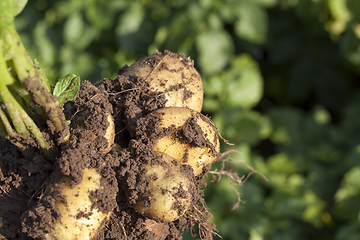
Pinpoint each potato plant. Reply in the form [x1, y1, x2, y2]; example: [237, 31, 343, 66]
[0, 2, 236, 240]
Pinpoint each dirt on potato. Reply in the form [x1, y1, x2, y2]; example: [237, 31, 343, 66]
[0, 51, 216, 240]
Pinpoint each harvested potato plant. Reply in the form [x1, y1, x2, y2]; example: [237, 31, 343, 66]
[1, 41, 224, 239]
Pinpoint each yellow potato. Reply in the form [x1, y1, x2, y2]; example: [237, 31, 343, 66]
[44, 168, 110, 240]
[147, 107, 220, 176]
[123, 50, 204, 112]
[102, 113, 115, 154]
[135, 152, 192, 222]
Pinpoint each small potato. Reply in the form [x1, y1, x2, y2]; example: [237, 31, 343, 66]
[146, 107, 220, 176]
[44, 168, 111, 240]
[135, 152, 192, 222]
[102, 113, 115, 154]
[123, 50, 204, 112]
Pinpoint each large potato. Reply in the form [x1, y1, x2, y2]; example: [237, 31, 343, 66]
[145, 107, 220, 176]
[44, 168, 110, 240]
[122, 50, 203, 112]
[135, 152, 192, 222]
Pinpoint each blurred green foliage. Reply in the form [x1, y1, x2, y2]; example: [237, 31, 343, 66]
[17, 0, 360, 239]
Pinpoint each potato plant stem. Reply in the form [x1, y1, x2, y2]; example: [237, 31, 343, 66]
[3, 23, 70, 143]
[0, 39, 49, 152]
[4, 23, 50, 91]
[0, 51, 28, 136]
[0, 81, 49, 150]
[0, 106, 14, 137]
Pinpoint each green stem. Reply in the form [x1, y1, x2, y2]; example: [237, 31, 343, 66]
[9, 80, 46, 118]
[8, 82, 35, 117]
[0, 42, 49, 151]
[0, 106, 35, 159]
[4, 22, 69, 143]
[0, 41, 29, 135]
[4, 23, 50, 91]
[0, 106, 13, 136]
[0, 70, 28, 136]
[0, 80, 48, 151]
[19, 105, 48, 151]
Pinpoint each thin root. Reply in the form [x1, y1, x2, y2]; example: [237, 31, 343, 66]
[209, 150, 268, 210]
[0, 185, 11, 197]
[202, 114, 234, 146]
[110, 214, 128, 240]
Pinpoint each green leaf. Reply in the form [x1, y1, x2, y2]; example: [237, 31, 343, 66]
[235, 4, 268, 44]
[335, 166, 360, 203]
[116, 3, 146, 54]
[340, 27, 360, 65]
[53, 74, 80, 104]
[268, 107, 304, 144]
[267, 153, 297, 174]
[252, 0, 278, 7]
[335, 223, 360, 240]
[13, 0, 28, 16]
[196, 30, 234, 75]
[224, 54, 263, 108]
[64, 14, 97, 50]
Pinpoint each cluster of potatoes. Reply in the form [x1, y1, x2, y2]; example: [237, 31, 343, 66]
[43, 50, 220, 239]
[121, 50, 220, 222]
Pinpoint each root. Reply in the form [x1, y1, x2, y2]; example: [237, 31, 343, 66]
[109, 214, 128, 240]
[187, 197, 220, 240]
[209, 150, 268, 210]
[202, 114, 234, 146]
[0, 185, 11, 197]
[184, 149, 268, 240]
[108, 87, 140, 96]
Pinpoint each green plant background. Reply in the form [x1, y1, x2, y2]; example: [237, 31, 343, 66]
[17, 0, 360, 239]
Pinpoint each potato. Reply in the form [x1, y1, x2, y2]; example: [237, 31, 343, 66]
[44, 168, 110, 240]
[122, 50, 204, 112]
[135, 152, 192, 222]
[146, 107, 220, 176]
[144, 219, 165, 240]
[42, 85, 116, 239]
[102, 113, 115, 154]
[69, 80, 115, 155]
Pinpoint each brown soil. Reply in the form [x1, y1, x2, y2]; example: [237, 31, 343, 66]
[0, 52, 216, 240]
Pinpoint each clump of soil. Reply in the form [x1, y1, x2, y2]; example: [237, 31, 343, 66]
[0, 52, 217, 240]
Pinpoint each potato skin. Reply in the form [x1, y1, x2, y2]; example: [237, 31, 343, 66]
[44, 168, 110, 240]
[123, 50, 204, 113]
[146, 107, 220, 176]
[102, 113, 115, 154]
[135, 152, 192, 222]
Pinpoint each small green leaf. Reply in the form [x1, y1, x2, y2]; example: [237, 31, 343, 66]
[53, 74, 80, 104]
